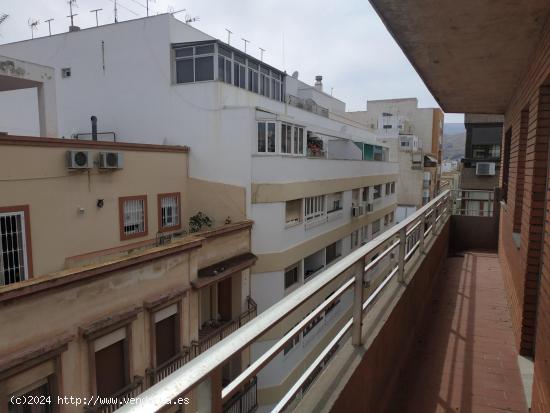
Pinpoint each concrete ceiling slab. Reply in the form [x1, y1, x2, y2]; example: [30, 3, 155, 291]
[369, 0, 550, 114]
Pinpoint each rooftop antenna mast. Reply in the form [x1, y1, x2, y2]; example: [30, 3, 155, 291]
[225, 28, 233, 45]
[67, 0, 78, 29]
[0, 13, 9, 26]
[90, 9, 102, 26]
[114, 0, 118, 23]
[259, 47, 266, 62]
[44, 18, 54, 35]
[28, 18, 40, 39]
[241, 38, 250, 54]
[170, 8, 186, 16]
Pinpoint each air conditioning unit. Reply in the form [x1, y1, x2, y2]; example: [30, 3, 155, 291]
[99, 151, 124, 169]
[352, 206, 360, 217]
[476, 162, 496, 176]
[365, 203, 374, 213]
[67, 150, 91, 169]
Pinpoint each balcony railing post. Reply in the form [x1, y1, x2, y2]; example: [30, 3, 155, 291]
[419, 214, 426, 255]
[352, 257, 366, 346]
[398, 228, 406, 283]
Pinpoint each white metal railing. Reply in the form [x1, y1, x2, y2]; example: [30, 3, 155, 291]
[117, 190, 452, 413]
[451, 189, 496, 217]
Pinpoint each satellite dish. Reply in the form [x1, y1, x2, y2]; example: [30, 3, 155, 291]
[292, 71, 299, 79]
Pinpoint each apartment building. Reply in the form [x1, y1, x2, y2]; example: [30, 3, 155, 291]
[0, 14, 398, 411]
[347, 98, 444, 219]
[0, 132, 260, 412]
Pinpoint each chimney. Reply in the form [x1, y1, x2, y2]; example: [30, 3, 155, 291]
[91, 115, 98, 141]
[314, 75, 323, 92]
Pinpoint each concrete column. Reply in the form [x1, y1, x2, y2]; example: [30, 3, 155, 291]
[37, 83, 58, 137]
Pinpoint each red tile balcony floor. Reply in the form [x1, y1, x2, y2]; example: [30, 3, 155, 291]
[390, 252, 528, 413]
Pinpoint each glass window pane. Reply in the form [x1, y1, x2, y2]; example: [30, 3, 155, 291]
[176, 59, 194, 83]
[225, 60, 232, 84]
[257, 122, 266, 152]
[218, 45, 232, 58]
[252, 72, 259, 93]
[248, 69, 253, 91]
[175, 47, 193, 58]
[195, 56, 214, 81]
[234, 63, 240, 87]
[195, 44, 215, 55]
[281, 124, 287, 153]
[267, 123, 276, 152]
[260, 74, 265, 95]
[218, 56, 225, 82]
[240, 66, 246, 88]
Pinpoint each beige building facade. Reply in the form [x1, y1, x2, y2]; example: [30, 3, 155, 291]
[0, 135, 257, 412]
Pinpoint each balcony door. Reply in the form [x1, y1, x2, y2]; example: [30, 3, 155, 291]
[94, 330, 129, 397]
[154, 305, 179, 366]
[217, 277, 232, 322]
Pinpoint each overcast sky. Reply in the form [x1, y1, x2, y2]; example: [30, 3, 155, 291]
[0, 0, 464, 123]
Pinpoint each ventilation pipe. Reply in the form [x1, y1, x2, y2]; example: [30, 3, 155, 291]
[91, 115, 98, 141]
[314, 75, 323, 92]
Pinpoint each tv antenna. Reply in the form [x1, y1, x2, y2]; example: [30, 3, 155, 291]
[114, 0, 118, 22]
[259, 47, 266, 62]
[184, 14, 199, 24]
[28, 18, 40, 39]
[90, 9, 102, 26]
[241, 38, 250, 54]
[67, 0, 78, 28]
[0, 13, 9, 26]
[225, 28, 233, 45]
[44, 18, 54, 35]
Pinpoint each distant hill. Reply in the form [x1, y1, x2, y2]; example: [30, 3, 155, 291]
[442, 123, 466, 160]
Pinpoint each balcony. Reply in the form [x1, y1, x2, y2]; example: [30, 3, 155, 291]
[84, 376, 144, 413]
[117, 189, 528, 413]
[192, 297, 257, 356]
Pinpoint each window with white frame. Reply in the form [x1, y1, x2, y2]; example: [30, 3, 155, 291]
[257, 122, 276, 153]
[217, 45, 233, 84]
[174, 44, 215, 83]
[260, 67, 270, 97]
[0, 209, 29, 285]
[159, 193, 181, 231]
[120, 196, 147, 239]
[233, 53, 247, 89]
[304, 195, 325, 222]
[281, 123, 304, 155]
[247, 61, 259, 93]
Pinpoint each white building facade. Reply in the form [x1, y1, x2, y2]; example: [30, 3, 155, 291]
[0, 14, 398, 410]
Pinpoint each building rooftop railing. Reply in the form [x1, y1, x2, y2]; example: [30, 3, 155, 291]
[116, 190, 453, 413]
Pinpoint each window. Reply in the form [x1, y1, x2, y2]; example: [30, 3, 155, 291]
[362, 187, 370, 202]
[386, 183, 391, 195]
[248, 61, 259, 93]
[326, 241, 341, 264]
[154, 304, 180, 366]
[260, 67, 270, 97]
[285, 199, 302, 225]
[373, 185, 382, 200]
[94, 329, 130, 397]
[0, 206, 31, 286]
[281, 123, 304, 155]
[372, 219, 381, 235]
[174, 44, 215, 83]
[8, 379, 54, 413]
[257, 122, 276, 153]
[304, 195, 325, 222]
[217, 45, 232, 84]
[119, 196, 147, 240]
[383, 124, 392, 129]
[284, 263, 300, 289]
[327, 192, 343, 213]
[61, 67, 71, 78]
[158, 193, 181, 232]
[391, 182, 396, 194]
[233, 53, 247, 89]
[351, 230, 360, 249]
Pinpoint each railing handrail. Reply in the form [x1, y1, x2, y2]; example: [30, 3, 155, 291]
[117, 190, 452, 413]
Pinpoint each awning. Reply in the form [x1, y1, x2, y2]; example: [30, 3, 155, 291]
[192, 252, 257, 289]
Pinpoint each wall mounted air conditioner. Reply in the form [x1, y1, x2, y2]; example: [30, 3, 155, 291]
[67, 150, 91, 169]
[352, 206, 360, 217]
[99, 152, 124, 169]
[476, 162, 496, 176]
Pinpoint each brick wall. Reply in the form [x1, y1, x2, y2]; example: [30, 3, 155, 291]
[499, 18, 550, 413]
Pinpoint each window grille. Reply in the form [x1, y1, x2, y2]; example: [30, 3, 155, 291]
[123, 198, 146, 236]
[161, 195, 180, 229]
[0, 211, 28, 285]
